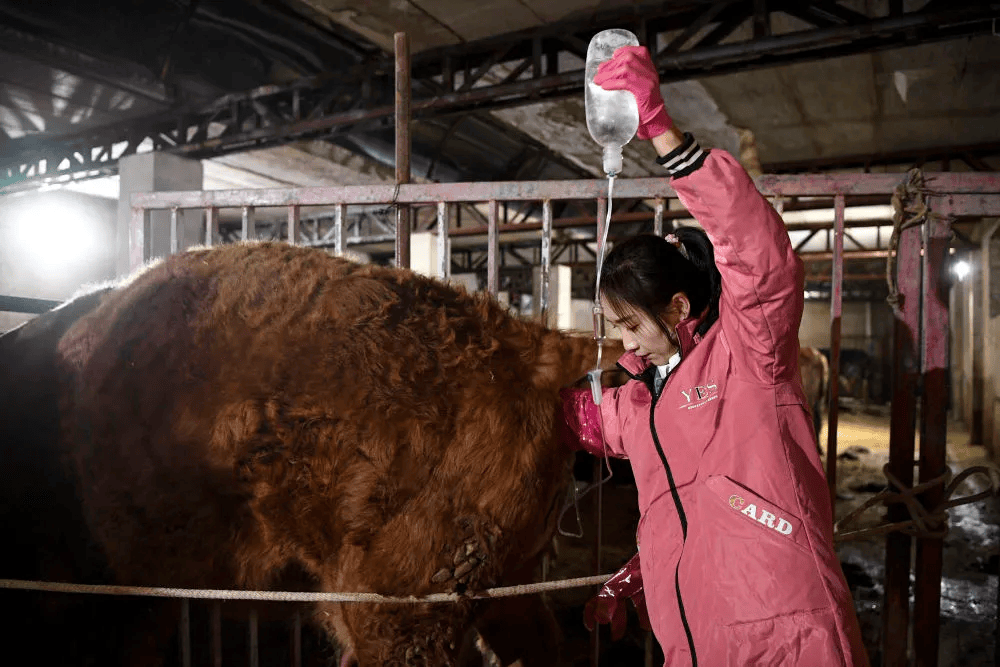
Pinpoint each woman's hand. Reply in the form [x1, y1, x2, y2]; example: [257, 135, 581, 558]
[594, 46, 672, 141]
[558, 387, 605, 455]
[584, 552, 651, 640]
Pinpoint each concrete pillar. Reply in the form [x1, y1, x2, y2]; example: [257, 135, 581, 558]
[532, 264, 571, 330]
[410, 231, 437, 279]
[116, 153, 204, 276]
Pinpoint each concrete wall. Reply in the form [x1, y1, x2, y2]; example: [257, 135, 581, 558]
[799, 299, 893, 403]
[0, 190, 117, 332]
[799, 300, 889, 352]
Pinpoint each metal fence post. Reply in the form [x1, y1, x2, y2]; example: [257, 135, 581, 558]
[826, 194, 845, 506]
[394, 32, 411, 269]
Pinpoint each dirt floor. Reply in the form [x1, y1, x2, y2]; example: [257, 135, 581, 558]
[824, 401, 999, 667]
[546, 401, 1000, 666]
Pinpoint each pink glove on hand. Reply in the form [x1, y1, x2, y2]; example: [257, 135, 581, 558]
[593, 45, 672, 141]
[583, 553, 652, 641]
[558, 387, 605, 456]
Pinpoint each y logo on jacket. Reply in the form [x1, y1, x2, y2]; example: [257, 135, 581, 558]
[678, 381, 718, 410]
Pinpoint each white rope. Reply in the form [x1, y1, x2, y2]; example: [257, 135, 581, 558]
[0, 573, 613, 604]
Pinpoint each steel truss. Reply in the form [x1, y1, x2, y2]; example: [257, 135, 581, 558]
[3, 0, 997, 191]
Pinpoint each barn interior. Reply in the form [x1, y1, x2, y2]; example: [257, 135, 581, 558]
[1, 1, 999, 666]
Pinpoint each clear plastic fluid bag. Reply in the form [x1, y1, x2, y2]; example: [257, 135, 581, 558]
[585, 29, 640, 176]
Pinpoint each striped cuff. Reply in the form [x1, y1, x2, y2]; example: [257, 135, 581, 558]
[655, 132, 708, 177]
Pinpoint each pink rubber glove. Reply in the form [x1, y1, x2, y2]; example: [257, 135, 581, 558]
[584, 553, 651, 641]
[558, 387, 605, 457]
[593, 45, 672, 141]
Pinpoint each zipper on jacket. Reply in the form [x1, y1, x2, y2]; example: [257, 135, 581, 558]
[649, 380, 699, 667]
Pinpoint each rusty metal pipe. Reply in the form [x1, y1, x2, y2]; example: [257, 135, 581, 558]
[180, 598, 191, 667]
[913, 200, 952, 667]
[287, 204, 300, 245]
[170, 207, 180, 254]
[540, 200, 552, 324]
[826, 195, 845, 507]
[883, 220, 923, 666]
[292, 609, 302, 667]
[395, 32, 411, 269]
[653, 197, 665, 237]
[211, 601, 222, 667]
[487, 200, 499, 294]
[130, 206, 148, 271]
[249, 608, 259, 667]
[437, 202, 449, 280]
[801, 250, 888, 262]
[130, 175, 1000, 210]
[205, 206, 219, 246]
[333, 203, 345, 255]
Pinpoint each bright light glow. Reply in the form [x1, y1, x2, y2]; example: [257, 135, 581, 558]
[953, 260, 971, 281]
[7, 199, 107, 278]
[64, 175, 120, 200]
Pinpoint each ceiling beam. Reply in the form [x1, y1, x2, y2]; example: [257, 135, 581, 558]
[763, 140, 1000, 173]
[0, 24, 171, 105]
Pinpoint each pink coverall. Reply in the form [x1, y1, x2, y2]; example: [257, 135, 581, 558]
[563, 149, 870, 666]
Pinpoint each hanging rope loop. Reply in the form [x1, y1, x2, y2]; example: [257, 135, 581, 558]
[886, 168, 955, 314]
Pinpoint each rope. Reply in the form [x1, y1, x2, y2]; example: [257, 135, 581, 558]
[0, 573, 613, 604]
[834, 462, 1000, 542]
[885, 168, 954, 314]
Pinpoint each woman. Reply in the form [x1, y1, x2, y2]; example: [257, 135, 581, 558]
[560, 45, 869, 666]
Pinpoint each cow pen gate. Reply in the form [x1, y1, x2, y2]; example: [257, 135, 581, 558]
[0, 165, 997, 665]
[108, 168, 1000, 666]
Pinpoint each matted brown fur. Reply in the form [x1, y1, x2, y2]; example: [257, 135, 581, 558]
[55, 241, 608, 666]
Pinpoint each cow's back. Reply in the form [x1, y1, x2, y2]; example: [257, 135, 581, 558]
[55, 242, 598, 665]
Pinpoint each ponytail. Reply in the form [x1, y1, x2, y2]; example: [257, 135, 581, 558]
[673, 227, 721, 337]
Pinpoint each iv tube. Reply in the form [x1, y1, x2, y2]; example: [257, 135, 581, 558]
[587, 174, 616, 404]
[558, 175, 617, 537]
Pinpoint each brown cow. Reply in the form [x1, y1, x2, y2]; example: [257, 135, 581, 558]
[39, 242, 608, 666]
[798, 345, 830, 449]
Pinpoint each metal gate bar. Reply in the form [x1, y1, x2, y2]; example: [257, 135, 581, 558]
[826, 194, 845, 506]
[914, 199, 953, 667]
[884, 216, 922, 667]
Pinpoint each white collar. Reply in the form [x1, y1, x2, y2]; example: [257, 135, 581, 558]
[657, 352, 682, 377]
